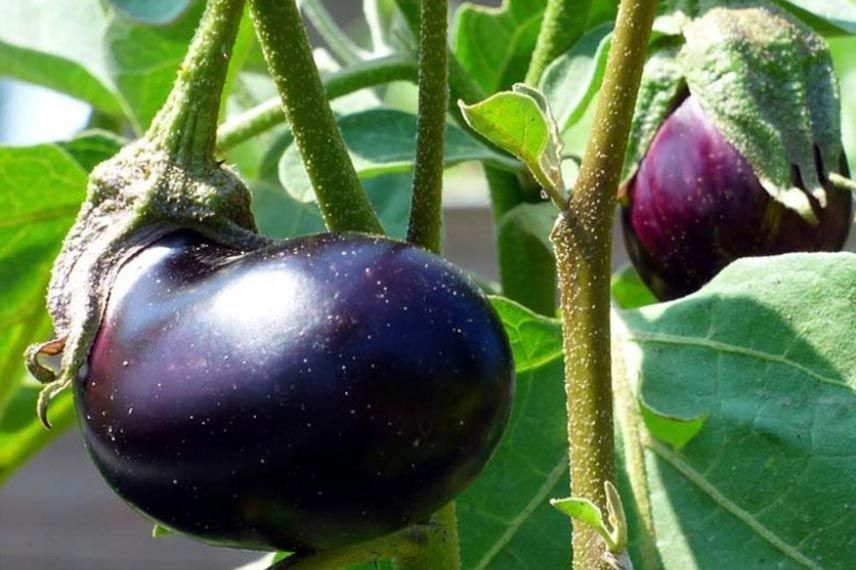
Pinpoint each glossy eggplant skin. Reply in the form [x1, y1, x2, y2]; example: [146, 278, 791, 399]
[78, 231, 514, 552]
[622, 96, 852, 301]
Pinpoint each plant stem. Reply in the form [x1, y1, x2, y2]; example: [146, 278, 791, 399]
[249, 0, 383, 234]
[550, 0, 656, 567]
[406, 0, 449, 254]
[268, 525, 427, 570]
[393, 0, 556, 314]
[524, 0, 593, 86]
[147, 0, 247, 163]
[394, 503, 461, 570]
[217, 55, 417, 150]
[302, 0, 367, 65]
[612, 316, 660, 570]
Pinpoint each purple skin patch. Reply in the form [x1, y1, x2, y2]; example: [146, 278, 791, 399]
[622, 95, 852, 301]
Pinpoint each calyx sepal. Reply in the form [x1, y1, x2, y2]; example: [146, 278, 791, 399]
[25, 0, 268, 427]
[28, 141, 270, 427]
[623, 1, 851, 222]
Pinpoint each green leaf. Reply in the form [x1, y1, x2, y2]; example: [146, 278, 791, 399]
[496, 203, 557, 317]
[0, 0, 122, 115]
[458, 297, 569, 570]
[0, 140, 97, 482]
[459, 86, 564, 197]
[610, 264, 657, 310]
[104, 1, 205, 131]
[539, 24, 612, 131]
[774, 0, 856, 34]
[108, 0, 194, 25]
[488, 296, 562, 373]
[617, 253, 856, 569]
[57, 130, 127, 173]
[278, 109, 516, 203]
[638, 401, 706, 451]
[453, 0, 546, 93]
[551, 496, 606, 531]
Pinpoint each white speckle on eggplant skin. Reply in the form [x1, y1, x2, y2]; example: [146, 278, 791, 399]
[78, 231, 515, 553]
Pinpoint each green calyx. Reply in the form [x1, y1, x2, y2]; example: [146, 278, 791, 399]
[621, 45, 686, 187]
[26, 0, 267, 427]
[623, 0, 849, 222]
[681, 2, 843, 221]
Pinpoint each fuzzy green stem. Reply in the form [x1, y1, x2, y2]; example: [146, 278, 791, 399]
[394, 503, 461, 570]
[147, 0, 247, 162]
[249, 0, 383, 234]
[406, 0, 449, 254]
[550, 0, 657, 567]
[524, 0, 593, 86]
[302, 0, 367, 65]
[268, 525, 428, 570]
[217, 55, 417, 150]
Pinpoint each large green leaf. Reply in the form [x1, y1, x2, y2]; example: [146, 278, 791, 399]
[0, 135, 121, 482]
[457, 297, 569, 570]
[496, 204, 557, 318]
[616, 253, 856, 569]
[0, 0, 121, 115]
[278, 109, 516, 204]
[453, 0, 546, 94]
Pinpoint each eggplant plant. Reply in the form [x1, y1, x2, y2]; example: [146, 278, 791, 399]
[1, 0, 855, 569]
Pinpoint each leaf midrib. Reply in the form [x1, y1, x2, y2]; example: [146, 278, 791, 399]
[647, 437, 824, 570]
[626, 331, 850, 390]
[471, 457, 567, 570]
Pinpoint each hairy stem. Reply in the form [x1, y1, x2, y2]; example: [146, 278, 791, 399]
[217, 55, 418, 150]
[550, 0, 657, 567]
[147, 0, 246, 162]
[394, 503, 461, 570]
[394, 0, 555, 314]
[249, 0, 383, 234]
[406, 0, 449, 254]
[524, 0, 593, 86]
[268, 525, 427, 570]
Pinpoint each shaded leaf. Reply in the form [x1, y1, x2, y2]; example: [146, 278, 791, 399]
[496, 203, 557, 317]
[108, 0, 194, 25]
[638, 402, 706, 451]
[610, 264, 657, 310]
[278, 109, 516, 203]
[453, 0, 546, 93]
[539, 24, 612, 131]
[458, 298, 569, 569]
[617, 253, 856, 569]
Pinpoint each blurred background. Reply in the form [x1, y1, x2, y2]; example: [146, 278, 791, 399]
[1, 1, 854, 569]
